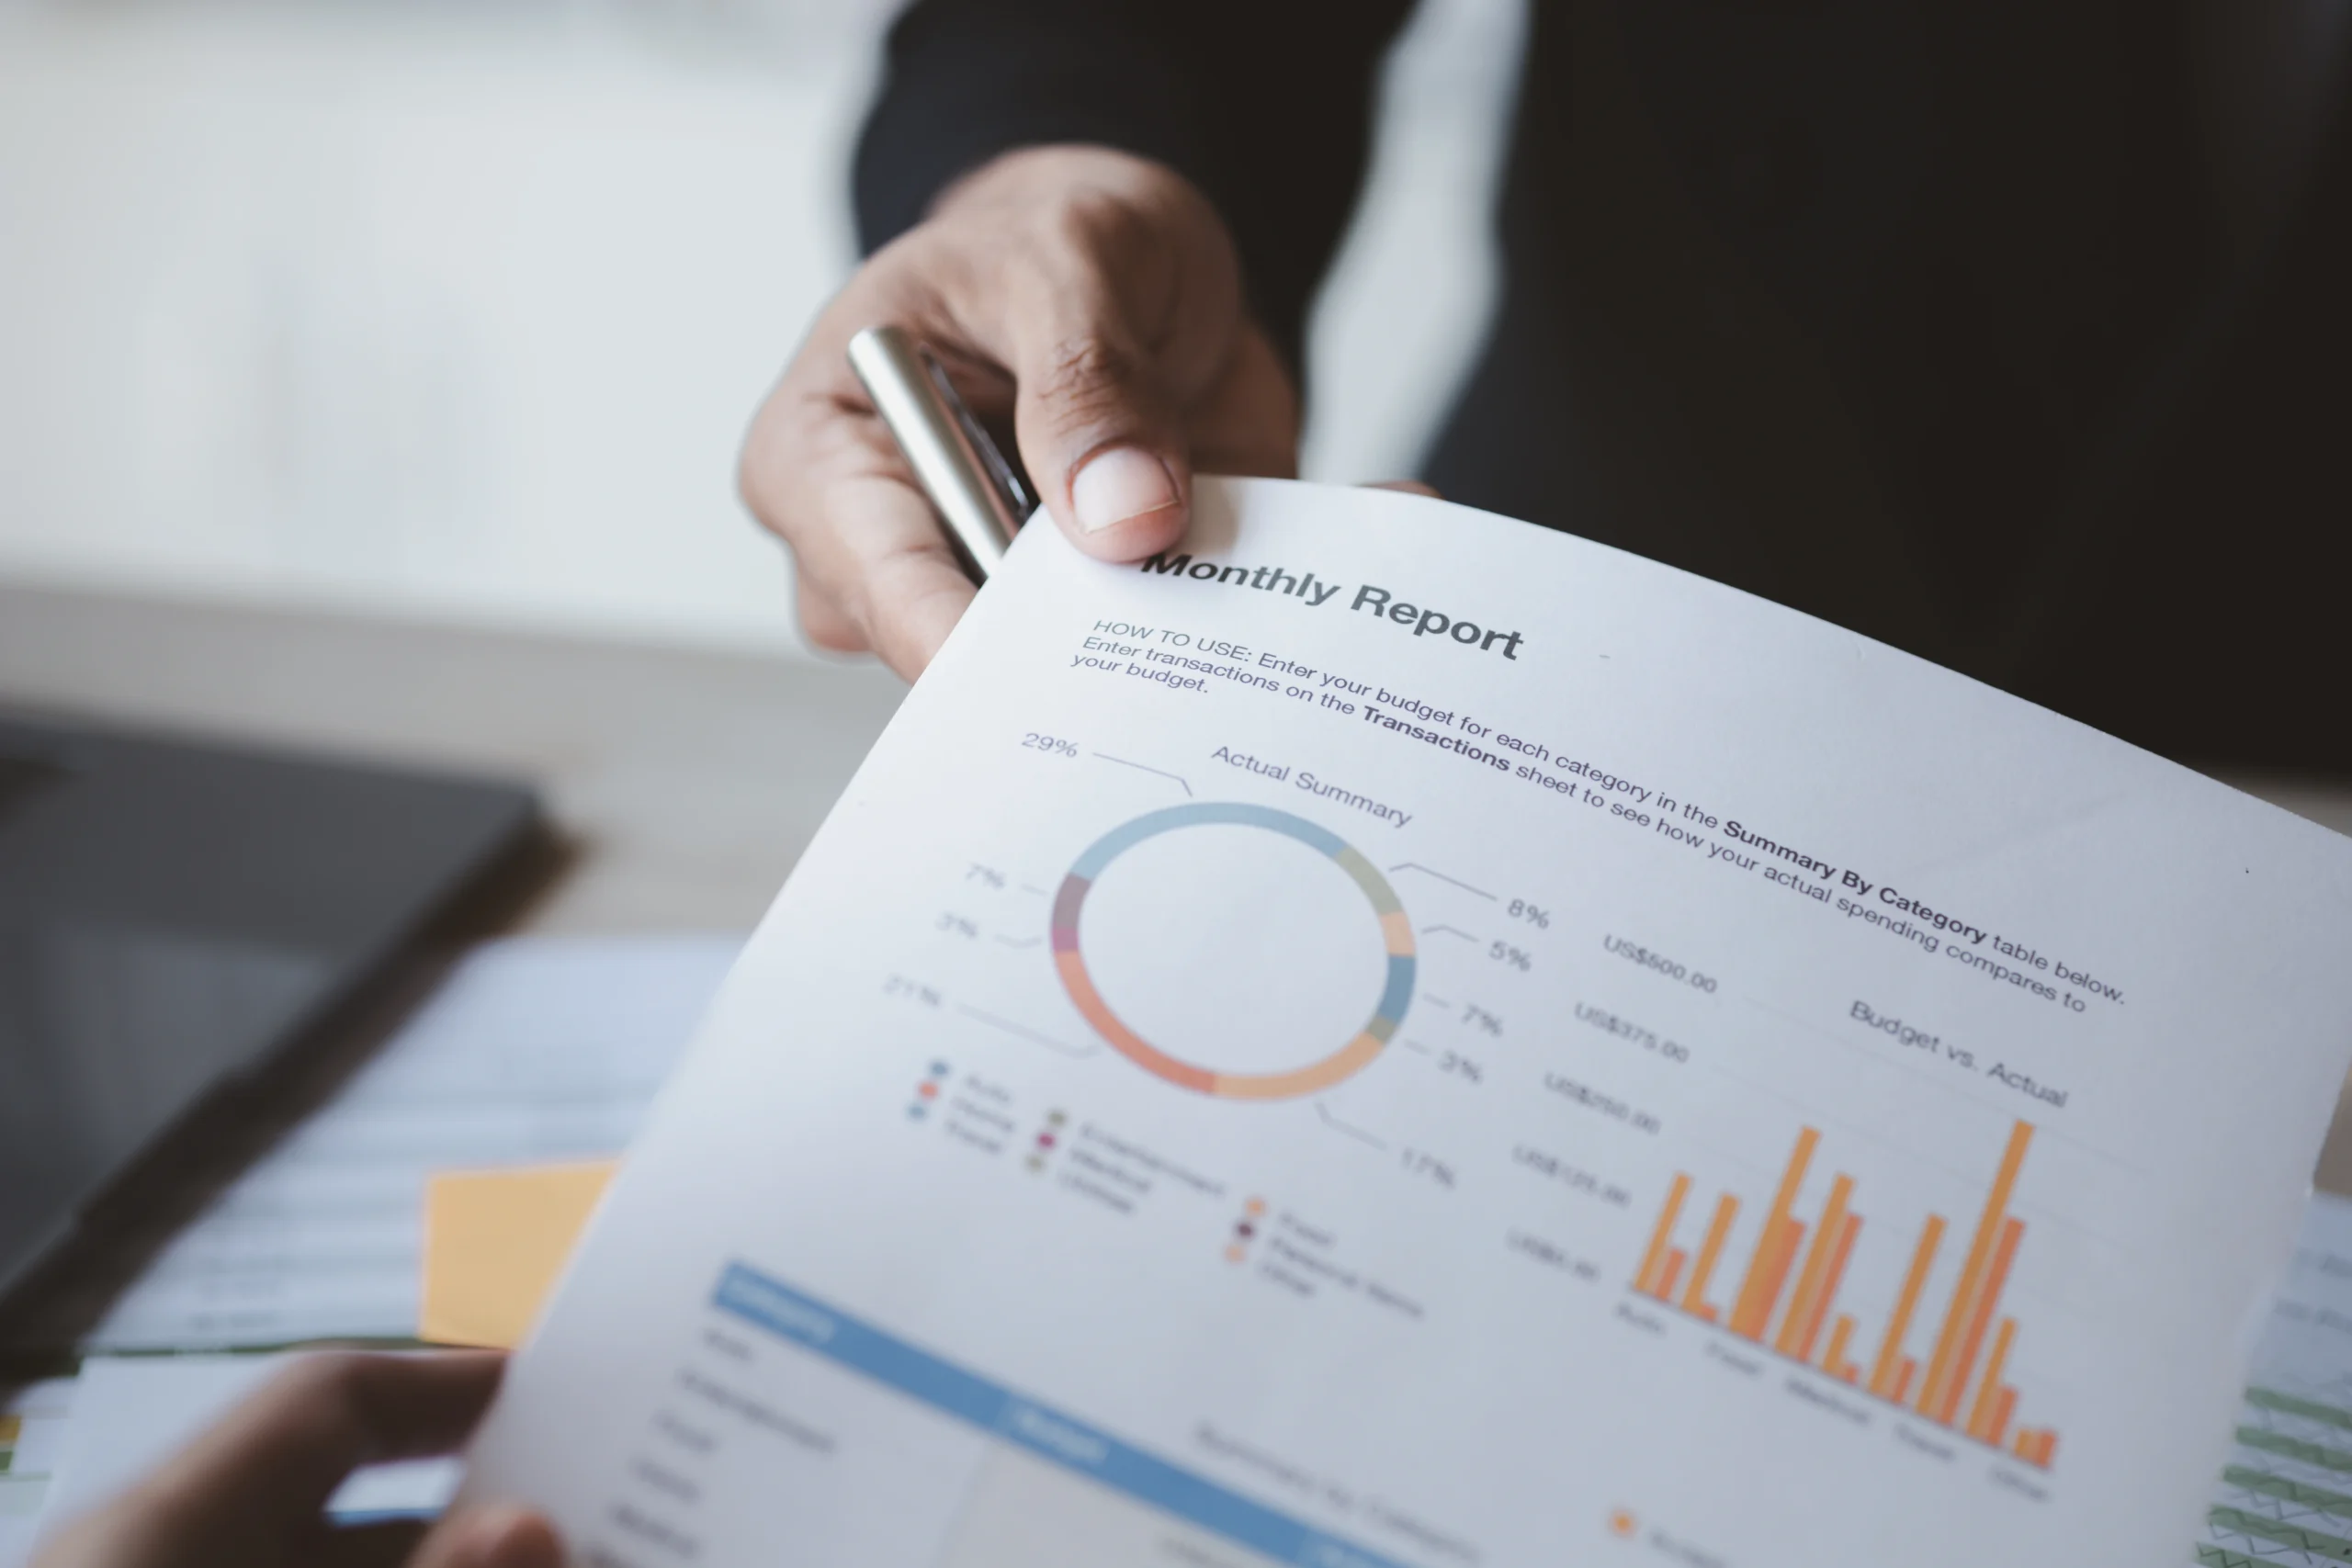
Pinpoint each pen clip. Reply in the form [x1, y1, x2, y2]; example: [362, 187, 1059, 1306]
[921, 347, 1034, 526]
[847, 324, 1035, 581]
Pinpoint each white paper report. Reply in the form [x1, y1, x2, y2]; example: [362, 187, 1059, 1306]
[462, 479, 2352, 1566]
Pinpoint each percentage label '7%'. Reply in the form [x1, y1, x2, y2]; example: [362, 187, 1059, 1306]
[1463, 1005, 1505, 1036]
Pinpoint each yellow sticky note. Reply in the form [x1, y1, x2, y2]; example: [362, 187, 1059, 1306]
[420, 1160, 617, 1348]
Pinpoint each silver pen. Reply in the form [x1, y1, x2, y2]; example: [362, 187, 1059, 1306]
[847, 325, 1035, 581]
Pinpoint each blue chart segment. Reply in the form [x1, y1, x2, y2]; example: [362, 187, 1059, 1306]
[712, 1263, 1412, 1568]
[1049, 802, 1416, 1100]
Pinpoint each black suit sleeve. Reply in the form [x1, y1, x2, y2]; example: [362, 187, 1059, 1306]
[853, 0, 1419, 372]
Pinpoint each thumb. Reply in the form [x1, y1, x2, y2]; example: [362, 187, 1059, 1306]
[1012, 327, 1192, 565]
[409, 1505, 562, 1568]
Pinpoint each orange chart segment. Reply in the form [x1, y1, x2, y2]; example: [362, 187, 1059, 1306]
[1632, 1118, 2055, 1470]
[1051, 803, 1415, 1100]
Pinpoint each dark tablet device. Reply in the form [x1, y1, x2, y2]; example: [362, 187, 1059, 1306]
[0, 709, 543, 1308]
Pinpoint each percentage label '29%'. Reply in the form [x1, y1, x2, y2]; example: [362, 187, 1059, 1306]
[1022, 732, 1080, 758]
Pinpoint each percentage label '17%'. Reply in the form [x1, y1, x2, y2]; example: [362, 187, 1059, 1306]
[885, 976, 942, 1007]
[1401, 1149, 1457, 1190]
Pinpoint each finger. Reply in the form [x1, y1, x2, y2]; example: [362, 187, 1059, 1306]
[808, 472, 977, 679]
[1186, 326, 1301, 480]
[138, 1355, 505, 1540]
[410, 1506, 563, 1568]
[982, 248, 1196, 563]
[796, 576, 870, 654]
[742, 379, 972, 681]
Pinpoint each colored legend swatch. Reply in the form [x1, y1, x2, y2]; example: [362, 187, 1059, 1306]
[908, 1060, 950, 1120]
[1633, 1118, 2056, 1469]
[1227, 1197, 1268, 1264]
[1053, 803, 1415, 1100]
[1026, 1109, 1067, 1174]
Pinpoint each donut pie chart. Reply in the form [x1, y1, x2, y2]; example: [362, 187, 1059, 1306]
[1050, 802, 1416, 1100]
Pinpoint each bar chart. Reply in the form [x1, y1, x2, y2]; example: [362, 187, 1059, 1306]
[1633, 1118, 2059, 1469]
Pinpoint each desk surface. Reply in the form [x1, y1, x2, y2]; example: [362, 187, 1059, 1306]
[0, 582, 908, 932]
[6, 580, 2351, 1190]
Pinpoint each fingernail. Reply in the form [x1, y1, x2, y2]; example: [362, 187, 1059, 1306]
[1071, 446, 1179, 533]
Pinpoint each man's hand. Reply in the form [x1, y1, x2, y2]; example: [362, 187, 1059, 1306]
[741, 146, 1299, 679]
[33, 1353, 559, 1568]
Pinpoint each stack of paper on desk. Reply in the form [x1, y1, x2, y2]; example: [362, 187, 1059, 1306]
[85, 936, 736, 1350]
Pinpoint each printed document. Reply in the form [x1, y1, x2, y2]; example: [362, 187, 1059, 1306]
[89, 936, 736, 1350]
[461, 479, 2352, 1566]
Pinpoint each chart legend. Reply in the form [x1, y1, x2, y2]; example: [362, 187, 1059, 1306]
[1634, 1118, 2058, 1468]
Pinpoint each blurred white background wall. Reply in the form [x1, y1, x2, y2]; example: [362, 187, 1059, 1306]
[0, 0, 1522, 655]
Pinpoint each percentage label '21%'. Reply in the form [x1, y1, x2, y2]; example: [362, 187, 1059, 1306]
[1022, 733, 1080, 758]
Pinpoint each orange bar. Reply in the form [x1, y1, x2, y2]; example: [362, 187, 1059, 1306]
[1730, 1129, 1820, 1337]
[1987, 1387, 2018, 1450]
[1681, 1195, 1741, 1320]
[1655, 1248, 1688, 1301]
[2012, 1429, 2035, 1460]
[1966, 1316, 2019, 1440]
[1823, 1314, 1858, 1379]
[2038, 1432, 2059, 1468]
[1940, 1218, 2025, 1425]
[1871, 1216, 1947, 1398]
[1920, 1122, 2034, 1417]
[1799, 1213, 1862, 1363]
[1893, 1356, 1919, 1404]
[1736, 1218, 1806, 1342]
[1776, 1175, 1855, 1355]
[1637, 1174, 1692, 1297]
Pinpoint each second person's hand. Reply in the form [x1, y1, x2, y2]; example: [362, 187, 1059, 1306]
[741, 145, 1300, 680]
